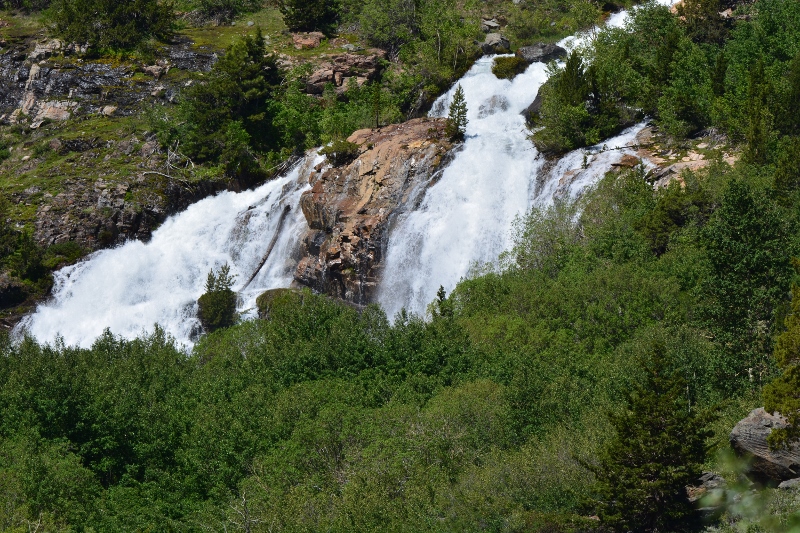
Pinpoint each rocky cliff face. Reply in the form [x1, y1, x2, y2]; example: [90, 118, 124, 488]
[293, 118, 456, 305]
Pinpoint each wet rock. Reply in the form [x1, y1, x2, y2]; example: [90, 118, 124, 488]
[293, 118, 456, 305]
[482, 33, 510, 55]
[477, 95, 510, 118]
[730, 408, 800, 485]
[611, 154, 641, 168]
[516, 43, 567, 63]
[521, 91, 543, 123]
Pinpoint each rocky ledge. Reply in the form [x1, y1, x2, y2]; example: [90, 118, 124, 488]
[293, 118, 457, 305]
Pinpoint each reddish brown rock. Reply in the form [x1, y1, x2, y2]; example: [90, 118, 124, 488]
[293, 32, 325, 50]
[293, 118, 456, 305]
[304, 51, 386, 94]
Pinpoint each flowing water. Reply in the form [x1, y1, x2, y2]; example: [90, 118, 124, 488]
[17, 158, 317, 348]
[375, 1, 678, 318]
[18, 1, 675, 347]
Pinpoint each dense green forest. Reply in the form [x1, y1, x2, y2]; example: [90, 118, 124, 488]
[2, 0, 800, 531]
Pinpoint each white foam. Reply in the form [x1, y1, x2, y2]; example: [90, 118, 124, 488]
[17, 157, 318, 348]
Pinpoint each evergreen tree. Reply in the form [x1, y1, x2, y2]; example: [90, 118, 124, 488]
[176, 30, 281, 178]
[445, 84, 468, 142]
[197, 264, 238, 332]
[54, 0, 174, 49]
[278, 0, 339, 33]
[587, 344, 713, 532]
[764, 258, 800, 448]
[744, 61, 771, 165]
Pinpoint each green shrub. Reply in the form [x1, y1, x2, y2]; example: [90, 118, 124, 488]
[42, 241, 86, 270]
[319, 139, 359, 166]
[53, 0, 174, 50]
[492, 56, 527, 80]
[277, 0, 339, 33]
[192, 0, 262, 21]
[197, 264, 237, 332]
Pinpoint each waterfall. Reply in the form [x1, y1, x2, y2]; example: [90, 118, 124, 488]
[376, 0, 677, 319]
[16, 157, 318, 348]
[18, 0, 677, 347]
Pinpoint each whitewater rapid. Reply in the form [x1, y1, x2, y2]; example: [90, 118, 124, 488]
[18, 158, 316, 348]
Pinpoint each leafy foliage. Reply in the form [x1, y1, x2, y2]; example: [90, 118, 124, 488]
[763, 258, 800, 448]
[53, 0, 174, 50]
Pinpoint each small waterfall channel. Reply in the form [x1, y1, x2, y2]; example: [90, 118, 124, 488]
[18, 0, 676, 347]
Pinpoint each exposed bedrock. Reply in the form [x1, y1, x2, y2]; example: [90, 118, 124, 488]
[293, 118, 457, 306]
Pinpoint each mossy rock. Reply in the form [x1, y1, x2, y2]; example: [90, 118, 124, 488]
[256, 287, 305, 320]
[492, 56, 527, 80]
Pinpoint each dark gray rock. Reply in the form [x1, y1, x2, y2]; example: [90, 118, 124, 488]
[521, 90, 543, 123]
[516, 43, 567, 64]
[730, 408, 800, 485]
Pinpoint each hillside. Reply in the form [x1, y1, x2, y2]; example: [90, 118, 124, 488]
[1, 0, 800, 531]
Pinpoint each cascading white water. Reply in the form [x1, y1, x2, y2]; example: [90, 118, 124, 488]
[18, 1, 677, 347]
[17, 157, 318, 348]
[376, 1, 676, 319]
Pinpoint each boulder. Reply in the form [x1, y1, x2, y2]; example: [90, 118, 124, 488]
[778, 478, 800, 490]
[293, 32, 325, 50]
[481, 19, 501, 33]
[686, 472, 726, 503]
[521, 91, 543, 123]
[516, 43, 567, 64]
[482, 33, 510, 55]
[304, 52, 385, 95]
[730, 408, 800, 485]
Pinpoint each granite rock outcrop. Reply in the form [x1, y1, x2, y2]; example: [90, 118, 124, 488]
[293, 118, 457, 305]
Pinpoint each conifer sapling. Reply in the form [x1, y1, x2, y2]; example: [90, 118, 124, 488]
[446, 84, 468, 142]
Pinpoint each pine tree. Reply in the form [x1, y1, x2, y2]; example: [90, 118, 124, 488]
[445, 84, 468, 142]
[764, 258, 800, 448]
[587, 343, 713, 532]
[278, 0, 340, 33]
[197, 264, 238, 333]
